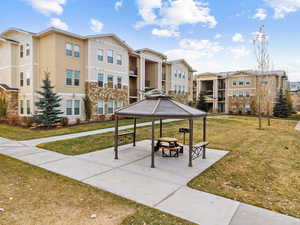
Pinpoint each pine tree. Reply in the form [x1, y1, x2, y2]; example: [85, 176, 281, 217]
[34, 72, 63, 127]
[285, 89, 295, 115]
[196, 93, 208, 112]
[273, 89, 289, 118]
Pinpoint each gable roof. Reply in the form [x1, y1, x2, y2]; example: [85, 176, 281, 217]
[167, 59, 196, 72]
[0, 83, 18, 92]
[0, 37, 19, 45]
[136, 48, 167, 59]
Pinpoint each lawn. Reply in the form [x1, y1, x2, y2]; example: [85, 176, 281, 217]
[0, 118, 150, 141]
[39, 117, 300, 218]
[0, 155, 195, 225]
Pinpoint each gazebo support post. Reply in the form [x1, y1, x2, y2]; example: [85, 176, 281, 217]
[203, 116, 207, 159]
[133, 118, 137, 147]
[114, 115, 119, 160]
[151, 119, 155, 168]
[189, 119, 193, 167]
[159, 119, 163, 138]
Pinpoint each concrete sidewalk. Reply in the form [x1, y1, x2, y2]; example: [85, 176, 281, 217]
[19, 119, 182, 146]
[1, 139, 299, 225]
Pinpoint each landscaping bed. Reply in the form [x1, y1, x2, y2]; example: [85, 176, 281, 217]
[39, 117, 300, 218]
[0, 155, 195, 225]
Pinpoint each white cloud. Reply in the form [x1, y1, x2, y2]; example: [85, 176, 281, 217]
[253, 8, 267, 20]
[214, 34, 222, 39]
[230, 45, 251, 58]
[232, 33, 244, 42]
[179, 39, 223, 55]
[115, 0, 123, 11]
[135, 0, 217, 30]
[265, 0, 300, 18]
[152, 28, 180, 37]
[90, 18, 104, 33]
[50, 18, 68, 30]
[25, 0, 67, 16]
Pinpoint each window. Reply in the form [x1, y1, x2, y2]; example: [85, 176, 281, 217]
[20, 45, 24, 58]
[108, 101, 114, 114]
[183, 85, 185, 93]
[183, 72, 185, 79]
[97, 49, 103, 61]
[26, 43, 30, 56]
[239, 81, 244, 86]
[107, 75, 114, 88]
[245, 104, 251, 112]
[74, 100, 80, 115]
[66, 100, 72, 115]
[179, 71, 182, 79]
[174, 85, 177, 93]
[117, 76, 122, 89]
[66, 43, 72, 56]
[97, 73, 104, 88]
[107, 50, 113, 63]
[246, 80, 251, 86]
[74, 71, 80, 86]
[116, 101, 123, 109]
[26, 100, 31, 114]
[20, 100, 24, 115]
[20, 72, 24, 87]
[232, 105, 238, 112]
[66, 70, 72, 85]
[232, 81, 237, 86]
[74, 45, 80, 57]
[97, 101, 104, 114]
[26, 73, 30, 86]
[239, 91, 243, 97]
[174, 70, 177, 78]
[117, 54, 122, 65]
[246, 91, 250, 97]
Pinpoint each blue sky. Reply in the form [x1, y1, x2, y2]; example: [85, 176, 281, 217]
[1, 0, 300, 81]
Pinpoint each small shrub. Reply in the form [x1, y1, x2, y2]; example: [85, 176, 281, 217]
[6, 115, 21, 126]
[76, 118, 81, 125]
[0, 98, 7, 119]
[99, 115, 106, 121]
[22, 116, 33, 128]
[110, 114, 115, 121]
[61, 117, 69, 126]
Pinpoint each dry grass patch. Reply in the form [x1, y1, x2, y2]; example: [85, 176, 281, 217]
[0, 155, 195, 225]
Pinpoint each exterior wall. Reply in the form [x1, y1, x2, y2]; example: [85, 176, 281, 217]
[0, 42, 17, 87]
[291, 91, 300, 111]
[86, 82, 128, 120]
[0, 88, 18, 116]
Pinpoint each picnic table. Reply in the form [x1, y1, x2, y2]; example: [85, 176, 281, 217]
[155, 137, 183, 157]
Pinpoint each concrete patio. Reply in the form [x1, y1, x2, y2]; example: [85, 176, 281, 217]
[1, 138, 299, 225]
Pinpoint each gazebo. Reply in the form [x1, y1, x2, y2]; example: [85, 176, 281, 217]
[114, 91, 208, 168]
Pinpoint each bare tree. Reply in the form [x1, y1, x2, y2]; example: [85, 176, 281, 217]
[253, 25, 271, 129]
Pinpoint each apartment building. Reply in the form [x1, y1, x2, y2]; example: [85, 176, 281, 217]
[194, 70, 288, 114]
[289, 82, 300, 111]
[0, 27, 195, 122]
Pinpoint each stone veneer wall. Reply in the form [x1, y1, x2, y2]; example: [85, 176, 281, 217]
[168, 91, 189, 104]
[85, 82, 129, 121]
[0, 88, 19, 116]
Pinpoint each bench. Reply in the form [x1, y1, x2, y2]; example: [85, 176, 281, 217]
[192, 142, 209, 160]
[161, 146, 181, 158]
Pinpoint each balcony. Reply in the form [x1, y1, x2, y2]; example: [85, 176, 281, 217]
[130, 88, 138, 97]
[129, 69, 138, 77]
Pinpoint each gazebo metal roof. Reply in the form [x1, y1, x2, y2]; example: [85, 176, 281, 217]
[115, 93, 207, 119]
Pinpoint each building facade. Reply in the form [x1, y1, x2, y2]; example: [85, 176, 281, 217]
[194, 70, 288, 114]
[289, 82, 300, 111]
[0, 27, 195, 122]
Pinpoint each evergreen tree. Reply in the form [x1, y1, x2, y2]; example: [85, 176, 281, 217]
[34, 72, 63, 127]
[273, 89, 289, 118]
[196, 93, 208, 112]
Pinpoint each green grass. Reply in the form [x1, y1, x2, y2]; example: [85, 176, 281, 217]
[0, 118, 150, 141]
[0, 154, 195, 225]
[39, 117, 300, 218]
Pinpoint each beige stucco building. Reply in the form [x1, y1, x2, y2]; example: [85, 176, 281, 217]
[194, 70, 288, 114]
[0, 27, 195, 122]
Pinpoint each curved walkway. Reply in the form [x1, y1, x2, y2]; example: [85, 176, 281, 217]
[295, 121, 300, 131]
